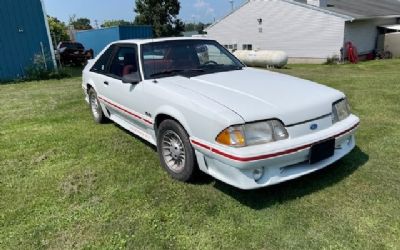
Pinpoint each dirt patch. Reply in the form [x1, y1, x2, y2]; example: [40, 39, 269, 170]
[45, 224, 95, 250]
[31, 149, 57, 164]
[59, 169, 97, 197]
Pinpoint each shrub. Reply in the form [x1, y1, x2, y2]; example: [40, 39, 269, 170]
[24, 53, 71, 81]
[325, 55, 340, 65]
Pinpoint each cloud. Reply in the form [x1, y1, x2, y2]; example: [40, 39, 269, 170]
[194, 0, 207, 8]
[194, 0, 215, 14]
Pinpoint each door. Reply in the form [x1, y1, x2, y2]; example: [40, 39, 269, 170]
[101, 44, 152, 132]
[88, 44, 115, 100]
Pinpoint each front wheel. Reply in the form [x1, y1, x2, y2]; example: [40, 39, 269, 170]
[157, 120, 198, 182]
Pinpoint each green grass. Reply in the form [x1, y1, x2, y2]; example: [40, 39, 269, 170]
[1, 61, 399, 249]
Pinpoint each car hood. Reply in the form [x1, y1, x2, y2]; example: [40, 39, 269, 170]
[165, 67, 344, 125]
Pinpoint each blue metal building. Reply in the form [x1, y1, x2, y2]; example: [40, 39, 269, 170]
[0, 0, 56, 81]
[76, 26, 153, 56]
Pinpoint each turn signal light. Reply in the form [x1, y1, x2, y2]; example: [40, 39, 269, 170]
[216, 126, 246, 147]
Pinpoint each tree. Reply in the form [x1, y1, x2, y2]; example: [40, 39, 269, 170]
[101, 19, 133, 28]
[47, 16, 69, 45]
[197, 22, 209, 35]
[69, 15, 93, 30]
[134, 0, 184, 37]
[184, 22, 197, 32]
[184, 22, 210, 34]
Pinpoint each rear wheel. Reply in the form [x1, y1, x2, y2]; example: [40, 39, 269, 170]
[88, 88, 106, 124]
[157, 119, 198, 182]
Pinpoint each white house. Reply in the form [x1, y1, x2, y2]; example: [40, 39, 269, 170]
[206, 0, 400, 63]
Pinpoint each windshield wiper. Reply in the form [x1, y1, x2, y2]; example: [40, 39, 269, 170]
[200, 64, 243, 71]
[150, 69, 204, 78]
[230, 65, 243, 70]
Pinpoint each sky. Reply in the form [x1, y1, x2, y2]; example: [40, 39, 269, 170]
[42, 0, 247, 26]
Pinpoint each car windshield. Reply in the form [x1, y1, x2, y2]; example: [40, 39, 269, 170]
[61, 42, 84, 50]
[141, 39, 244, 79]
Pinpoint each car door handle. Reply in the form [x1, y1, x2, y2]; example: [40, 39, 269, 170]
[103, 81, 109, 85]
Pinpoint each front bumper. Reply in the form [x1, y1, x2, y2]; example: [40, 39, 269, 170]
[191, 115, 360, 190]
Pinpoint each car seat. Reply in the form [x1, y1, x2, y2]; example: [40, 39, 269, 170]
[122, 53, 138, 76]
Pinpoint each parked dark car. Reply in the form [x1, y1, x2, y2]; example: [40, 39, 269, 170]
[57, 42, 87, 66]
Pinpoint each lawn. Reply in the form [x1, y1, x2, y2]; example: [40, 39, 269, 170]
[1, 61, 399, 249]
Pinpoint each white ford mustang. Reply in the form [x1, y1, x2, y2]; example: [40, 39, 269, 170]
[82, 37, 360, 190]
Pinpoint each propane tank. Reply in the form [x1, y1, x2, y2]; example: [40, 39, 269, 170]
[233, 50, 288, 68]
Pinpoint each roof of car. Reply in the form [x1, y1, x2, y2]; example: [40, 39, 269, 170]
[110, 36, 213, 45]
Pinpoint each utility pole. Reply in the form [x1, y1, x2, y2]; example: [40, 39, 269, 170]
[229, 0, 234, 12]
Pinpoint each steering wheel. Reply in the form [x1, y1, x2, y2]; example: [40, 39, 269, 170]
[203, 60, 218, 66]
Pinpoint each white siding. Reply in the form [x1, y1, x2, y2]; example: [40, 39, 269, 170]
[344, 18, 397, 54]
[207, 0, 347, 59]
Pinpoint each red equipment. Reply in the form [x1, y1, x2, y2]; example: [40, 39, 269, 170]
[345, 42, 359, 64]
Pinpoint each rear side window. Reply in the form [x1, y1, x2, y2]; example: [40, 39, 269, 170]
[90, 45, 115, 74]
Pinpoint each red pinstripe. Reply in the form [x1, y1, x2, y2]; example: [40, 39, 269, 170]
[98, 96, 153, 125]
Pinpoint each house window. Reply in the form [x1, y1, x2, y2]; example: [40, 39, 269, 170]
[225, 44, 238, 51]
[242, 44, 253, 50]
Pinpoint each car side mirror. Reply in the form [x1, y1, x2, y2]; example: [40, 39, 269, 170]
[122, 72, 141, 84]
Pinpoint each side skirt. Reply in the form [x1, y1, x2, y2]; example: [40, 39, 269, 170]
[108, 113, 157, 145]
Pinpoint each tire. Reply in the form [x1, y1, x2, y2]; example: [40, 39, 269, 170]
[157, 119, 198, 182]
[88, 88, 107, 124]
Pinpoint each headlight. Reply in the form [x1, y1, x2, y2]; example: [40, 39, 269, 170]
[333, 98, 351, 124]
[216, 120, 289, 147]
